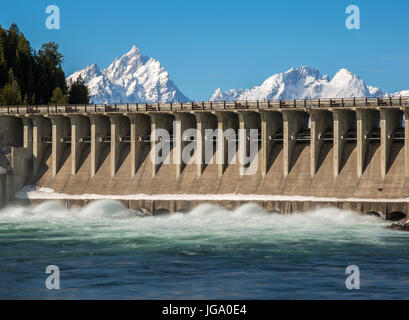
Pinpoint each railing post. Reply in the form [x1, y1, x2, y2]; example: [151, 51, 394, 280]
[353, 98, 356, 107]
[268, 100, 271, 108]
[304, 99, 307, 108]
[170, 102, 173, 111]
[223, 101, 226, 110]
[136, 103, 139, 112]
[318, 99, 321, 108]
[294, 99, 296, 108]
[389, 97, 392, 106]
[7, 105, 9, 114]
[365, 98, 368, 107]
[342, 98, 344, 107]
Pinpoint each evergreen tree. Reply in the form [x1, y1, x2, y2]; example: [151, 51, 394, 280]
[50, 87, 68, 105]
[0, 26, 8, 88]
[0, 68, 22, 105]
[68, 76, 90, 104]
[36, 41, 66, 104]
[0, 24, 68, 105]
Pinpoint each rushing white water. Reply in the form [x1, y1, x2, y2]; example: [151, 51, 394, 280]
[0, 200, 393, 244]
[0, 200, 407, 299]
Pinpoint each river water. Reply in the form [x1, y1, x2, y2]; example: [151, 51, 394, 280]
[0, 200, 408, 299]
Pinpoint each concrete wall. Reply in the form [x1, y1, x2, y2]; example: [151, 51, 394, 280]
[1, 107, 409, 218]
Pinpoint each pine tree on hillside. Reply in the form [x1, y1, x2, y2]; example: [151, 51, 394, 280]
[0, 68, 22, 105]
[0, 26, 9, 88]
[50, 86, 68, 105]
[68, 76, 90, 104]
[0, 24, 68, 105]
[36, 41, 66, 104]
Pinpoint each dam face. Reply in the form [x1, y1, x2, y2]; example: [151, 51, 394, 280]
[1, 97, 409, 219]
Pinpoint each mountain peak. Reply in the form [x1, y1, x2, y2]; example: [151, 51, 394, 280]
[210, 67, 388, 101]
[68, 47, 190, 103]
[332, 68, 358, 80]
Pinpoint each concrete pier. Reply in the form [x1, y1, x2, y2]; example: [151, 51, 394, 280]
[69, 115, 90, 175]
[260, 111, 282, 177]
[90, 115, 110, 177]
[282, 110, 309, 176]
[380, 109, 403, 177]
[310, 110, 332, 178]
[150, 113, 174, 177]
[356, 109, 379, 177]
[174, 113, 196, 179]
[195, 112, 218, 177]
[109, 115, 129, 177]
[332, 110, 355, 178]
[32, 116, 51, 178]
[127, 113, 150, 178]
[216, 112, 239, 178]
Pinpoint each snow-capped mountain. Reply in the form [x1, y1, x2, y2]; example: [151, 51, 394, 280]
[392, 90, 409, 97]
[67, 46, 190, 104]
[210, 67, 388, 101]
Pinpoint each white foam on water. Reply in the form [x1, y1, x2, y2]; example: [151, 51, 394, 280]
[14, 185, 409, 203]
[0, 200, 395, 248]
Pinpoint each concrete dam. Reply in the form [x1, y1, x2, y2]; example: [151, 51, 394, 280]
[1, 97, 409, 219]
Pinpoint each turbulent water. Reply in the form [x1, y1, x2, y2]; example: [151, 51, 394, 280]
[0, 200, 408, 299]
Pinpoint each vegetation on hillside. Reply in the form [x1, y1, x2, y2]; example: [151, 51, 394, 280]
[0, 23, 90, 105]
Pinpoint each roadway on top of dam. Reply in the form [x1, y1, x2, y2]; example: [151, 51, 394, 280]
[1, 96, 409, 115]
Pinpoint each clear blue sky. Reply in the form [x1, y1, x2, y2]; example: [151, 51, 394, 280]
[1, 0, 408, 100]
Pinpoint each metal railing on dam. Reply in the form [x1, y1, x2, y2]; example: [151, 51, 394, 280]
[1, 96, 409, 218]
[0, 96, 409, 115]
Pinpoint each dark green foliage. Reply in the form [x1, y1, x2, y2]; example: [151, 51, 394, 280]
[0, 23, 68, 105]
[68, 76, 90, 104]
[50, 87, 68, 105]
[36, 41, 66, 104]
[0, 68, 22, 105]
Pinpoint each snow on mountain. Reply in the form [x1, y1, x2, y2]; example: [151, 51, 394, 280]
[392, 90, 409, 97]
[210, 67, 388, 101]
[67, 46, 190, 104]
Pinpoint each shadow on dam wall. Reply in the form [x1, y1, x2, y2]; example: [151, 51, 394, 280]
[1, 99, 409, 218]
